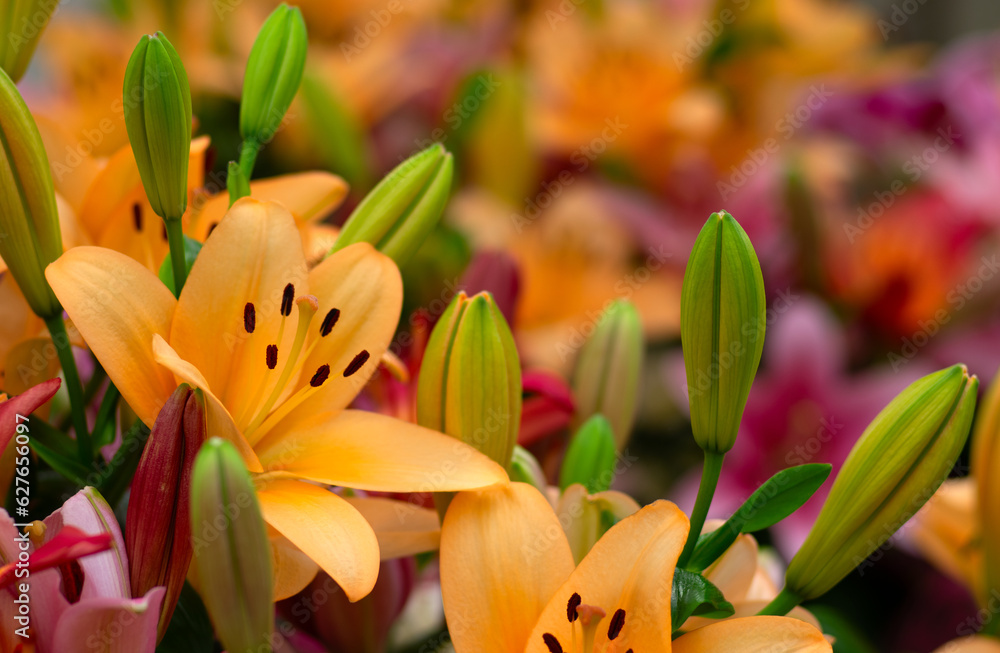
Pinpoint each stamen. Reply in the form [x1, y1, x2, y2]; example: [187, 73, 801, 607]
[343, 350, 370, 377]
[541, 634, 563, 653]
[244, 303, 256, 333]
[607, 609, 626, 640]
[132, 203, 143, 231]
[567, 593, 581, 623]
[310, 364, 331, 387]
[320, 308, 340, 336]
[280, 283, 295, 317]
[244, 295, 319, 440]
[266, 344, 278, 369]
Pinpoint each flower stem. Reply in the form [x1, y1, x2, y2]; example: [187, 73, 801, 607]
[44, 315, 91, 462]
[677, 450, 725, 568]
[164, 218, 187, 296]
[757, 587, 803, 616]
[238, 138, 260, 180]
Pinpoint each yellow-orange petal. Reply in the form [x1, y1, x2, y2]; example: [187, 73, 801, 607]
[254, 409, 508, 493]
[188, 171, 349, 242]
[290, 243, 402, 418]
[171, 197, 309, 428]
[269, 527, 320, 601]
[525, 500, 688, 653]
[672, 616, 831, 652]
[151, 335, 262, 472]
[45, 247, 177, 426]
[932, 637, 1000, 653]
[3, 337, 61, 396]
[257, 479, 379, 602]
[345, 496, 440, 559]
[910, 478, 981, 599]
[441, 483, 575, 653]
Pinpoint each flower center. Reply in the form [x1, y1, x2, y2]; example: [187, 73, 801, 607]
[238, 282, 368, 442]
[542, 593, 633, 653]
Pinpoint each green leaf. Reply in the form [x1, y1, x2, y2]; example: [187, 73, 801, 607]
[157, 582, 214, 653]
[158, 234, 202, 295]
[29, 436, 89, 486]
[688, 463, 832, 571]
[671, 568, 735, 632]
[559, 415, 617, 493]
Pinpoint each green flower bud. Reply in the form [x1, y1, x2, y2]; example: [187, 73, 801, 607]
[0, 0, 59, 82]
[0, 66, 62, 318]
[785, 365, 977, 601]
[239, 3, 307, 147]
[510, 445, 546, 493]
[559, 415, 617, 494]
[123, 31, 192, 221]
[973, 366, 1000, 606]
[190, 438, 273, 651]
[332, 143, 454, 266]
[680, 211, 766, 455]
[570, 299, 643, 450]
[417, 291, 521, 470]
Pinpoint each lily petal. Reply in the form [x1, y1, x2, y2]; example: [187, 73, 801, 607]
[526, 500, 688, 653]
[255, 409, 508, 492]
[672, 616, 831, 652]
[441, 483, 575, 653]
[0, 377, 60, 452]
[170, 197, 308, 428]
[188, 171, 349, 241]
[269, 528, 320, 601]
[45, 246, 177, 426]
[345, 496, 441, 559]
[257, 479, 379, 602]
[932, 637, 1000, 653]
[152, 335, 262, 472]
[293, 243, 402, 416]
[52, 587, 166, 653]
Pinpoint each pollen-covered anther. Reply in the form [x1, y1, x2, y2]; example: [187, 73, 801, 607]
[567, 592, 582, 623]
[132, 203, 143, 231]
[280, 283, 295, 316]
[541, 633, 563, 653]
[265, 344, 278, 370]
[244, 303, 256, 333]
[343, 350, 370, 377]
[607, 608, 626, 640]
[320, 308, 340, 336]
[310, 364, 331, 387]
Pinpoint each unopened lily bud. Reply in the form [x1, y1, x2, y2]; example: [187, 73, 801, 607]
[681, 211, 766, 454]
[126, 384, 205, 640]
[0, 67, 62, 318]
[785, 365, 977, 602]
[332, 143, 453, 266]
[417, 291, 521, 470]
[0, 0, 59, 82]
[510, 445, 547, 493]
[570, 299, 643, 450]
[974, 366, 1000, 605]
[239, 3, 307, 148]
[559, 415, 617, 494]
[190, 438, 273, 651]
[123, 31, 192, 221]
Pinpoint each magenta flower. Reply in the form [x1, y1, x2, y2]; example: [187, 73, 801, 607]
[0, 487, 164, 653]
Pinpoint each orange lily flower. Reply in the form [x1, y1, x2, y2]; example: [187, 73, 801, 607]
[441, 482, 830, 652]
[933, 637, 1000, 653]
[45, 198, 508, 601]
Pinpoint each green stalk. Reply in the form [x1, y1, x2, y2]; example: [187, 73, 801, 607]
[757, 587, 803, 616]
[677, 450, 725, 568]
[238, 138, 260, 180]
[44, 315, 91, 462]
[164, 218, 187, 296]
